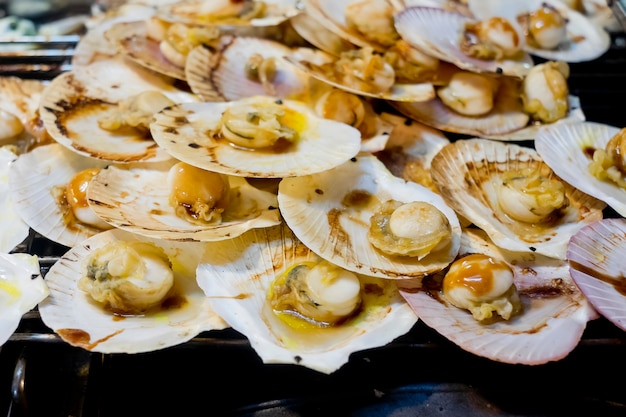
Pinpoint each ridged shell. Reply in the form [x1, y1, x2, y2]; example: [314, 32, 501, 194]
[0, 148, 29, 252]
[196, 221, 418, 374]
[156, 0, 301, 28]
[395, 6, 534, 78]
[38, 228, 229, 353]
[535, 121, 626, 217]
[39, 56, 198, 163]
[0, 253, 47, 346]
[468, 0, 611, 63]
[8, 144, 111, 248]
[87, 163, 281, 241]
[430, 138, 606, 260]
[149, 95, 362, 178]
[567, 218, 626, 332]
[278, 153, 462, 279]
[105, 20, 187, 80]
[283, 47, 436, 102]
[288, 11, 357, 56]
[185, 36, 312, 102]
[399, 227, 597, 364]
[393, 92, 584, 140]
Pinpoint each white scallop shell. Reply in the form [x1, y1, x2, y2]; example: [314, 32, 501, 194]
[468, 0, 611, 63]
[105, 20, 187, 80]
[156, 0, 301, 28]
[8, 144, 112, 248]
[278, 152, 462, 279]
[0, 148, 29, 252]
[38, 228, 229, 354]
[398, 227, 598, 364]
[185, 36, 312, 102]
[288, 10, 358, 56]
[430, 138, 606, 260]
[283, 47, 436, 102]
[567, 218, 626, 332]
[87, 163, 281, 241]
[149, 95, 362, 178]
[393, 92, 584, 140]
[39, 56, 198, 163]
[196, 221, 418, 374]
[0, 253, 48, 347]
[535, 121, 626, 217]
[395, 6, 534, 78]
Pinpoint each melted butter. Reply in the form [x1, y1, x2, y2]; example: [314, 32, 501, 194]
[0, 280, 20, 299]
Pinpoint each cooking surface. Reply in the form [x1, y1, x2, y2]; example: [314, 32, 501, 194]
[2, 2, 626, 416]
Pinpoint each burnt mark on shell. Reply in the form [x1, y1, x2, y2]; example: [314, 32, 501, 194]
[569, 259, 626, 296]
[327, 208, 357, 261]
[294, 355, 302, 363]
[173, 116, 188, 125]
[164, 126, 179, 134]
[315, 189, 323, 195]
[520, 278, 573, 298]
[88, 199, 119, 209]
[57, 328, 123, 350]
[188, 142, 200, 148]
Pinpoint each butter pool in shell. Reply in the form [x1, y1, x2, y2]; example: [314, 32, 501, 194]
[86, 161, 281, 241]
[38, 228, 228, 354]
[278, 153, 462, 279]
[196, 222, 418, 374]
[39, 56, 198, 163]
[429, 138, 606, 260]
[398, 227, 597, 365]
[568, 218, 626, 332]
[0, 253, 48, 347]
[149, 95, 362, 178]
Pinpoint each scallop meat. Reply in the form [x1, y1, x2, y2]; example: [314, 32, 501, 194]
[567, 218, 626, 332]
[38, 228, 229, 354]
[278, 152, 462, 279]
[196, 221, 418, 374]
[430, 138, 606, 260]
[86, 161, 281, 241]
[398, 226, 598, 364]
[149, 95, 362, 178]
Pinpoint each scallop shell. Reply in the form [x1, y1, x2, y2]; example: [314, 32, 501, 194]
[87, 162, 281, 241]
[0, 253, 48, 347]
[278, 153, 462, 279]
[567, 218, 626, 332]
[196, 221, 418, 374]
[8, 144, 112, 248]
[468, 0, 611, 63]
[38, 228, 229, 354]
[156, 0, 301, 28]
[288, 10, 358, 56]
[0, 148, 29, 252]
[430, 138, 606, 260]
[185, 36, 312, 102]
[105, 20, 187, 80]
[394, 6, 534, 78]
[39, 56, 198, 163]
[393, 91, 585, 140]
[398, 226, 598, 364]
[149, 95, 362, 178]
[535, 121, 626, 217]
[283, 47, 436, 102]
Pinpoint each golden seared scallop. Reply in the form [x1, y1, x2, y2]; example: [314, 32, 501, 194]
[368, 200, 453, 260]
[460, 16, 524, 60]
[522, 3, 568, 50]
[436, 71, 500, 117]
[66, 168, 113, 231]
[78, 240, 175, 316]
[521, 61, 570, 124]
[442, 253, 522, 321]
[167, 161, 231, 225]
[588, 127, 626, 189]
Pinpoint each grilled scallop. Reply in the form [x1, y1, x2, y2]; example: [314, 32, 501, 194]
[535, 121, 626, 217]
[150, 95, 362, 178]
[86, 161, 281, 241]
[468, 0, 611, 63]
[0, 253, 48, 346]
[196, 221, 418, 374]
[38, 228, 228, 354]
[429, 138, 605, 260]
[278, 153, 462, 279]
[39, 55, 198, 163]
[8, 144, 112, 248]
[568, 218, 626, 332]
[395, 6, 534, 78]
[398, 226, 598, 364]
